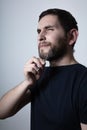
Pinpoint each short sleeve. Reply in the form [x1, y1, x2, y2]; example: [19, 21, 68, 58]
[79, 72, 87, 124]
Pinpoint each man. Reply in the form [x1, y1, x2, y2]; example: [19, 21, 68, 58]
[0, 8, 87, 130]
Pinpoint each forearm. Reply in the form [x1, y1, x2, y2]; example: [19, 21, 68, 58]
[0, 80, 31, 119]
[81, 123, 87, 130]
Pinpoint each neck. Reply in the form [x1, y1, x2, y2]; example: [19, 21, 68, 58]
[49, 53, 78, 67]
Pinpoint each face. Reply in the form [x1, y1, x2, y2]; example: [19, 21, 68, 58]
[37, 15, 68, 61]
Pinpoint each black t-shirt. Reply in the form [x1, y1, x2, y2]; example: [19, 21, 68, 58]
[30, 64, 87, 130]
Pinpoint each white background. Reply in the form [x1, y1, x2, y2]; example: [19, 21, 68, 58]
[0, 0, 87, 130]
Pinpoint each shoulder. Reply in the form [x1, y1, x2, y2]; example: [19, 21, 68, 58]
[73, 64, 87, 79]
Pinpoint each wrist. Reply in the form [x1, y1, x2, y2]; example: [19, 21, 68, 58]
[23, 79, 33, 88]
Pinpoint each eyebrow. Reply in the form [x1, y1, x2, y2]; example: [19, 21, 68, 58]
[44, 25, 55, 29]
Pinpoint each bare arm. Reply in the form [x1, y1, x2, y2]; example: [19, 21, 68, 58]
[81, 123, 87, 130]
[0, 80, 32, 119]
[0, 57, 45, 119]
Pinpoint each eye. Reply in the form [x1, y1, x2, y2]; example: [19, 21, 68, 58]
[37, 29, 41, 34]
[47, 28, 54, 31]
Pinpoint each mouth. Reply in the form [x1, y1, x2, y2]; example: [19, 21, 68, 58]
[39, 42, 50, 48]
[39, 44, 50, 48]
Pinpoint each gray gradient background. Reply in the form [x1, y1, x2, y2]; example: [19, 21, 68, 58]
[0, 0, 87, 130]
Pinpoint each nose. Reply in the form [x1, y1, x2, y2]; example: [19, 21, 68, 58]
[38, 31, 46, 41]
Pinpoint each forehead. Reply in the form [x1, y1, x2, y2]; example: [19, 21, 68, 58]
[38, 15, 60, 29]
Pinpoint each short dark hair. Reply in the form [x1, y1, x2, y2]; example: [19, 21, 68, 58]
[39, 8, 78, 33]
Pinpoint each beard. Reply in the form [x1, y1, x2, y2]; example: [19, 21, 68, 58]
[38, 36, 68, 62]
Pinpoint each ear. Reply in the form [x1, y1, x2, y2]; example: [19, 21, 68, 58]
[67, 29, 79, 46]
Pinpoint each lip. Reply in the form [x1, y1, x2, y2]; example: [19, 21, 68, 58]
[39, 44, 50, 48]
[39, 42, 50, 48]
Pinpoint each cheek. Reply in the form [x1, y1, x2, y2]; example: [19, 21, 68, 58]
[46, 33, 59, 42]
[48, 35, 60, 45]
